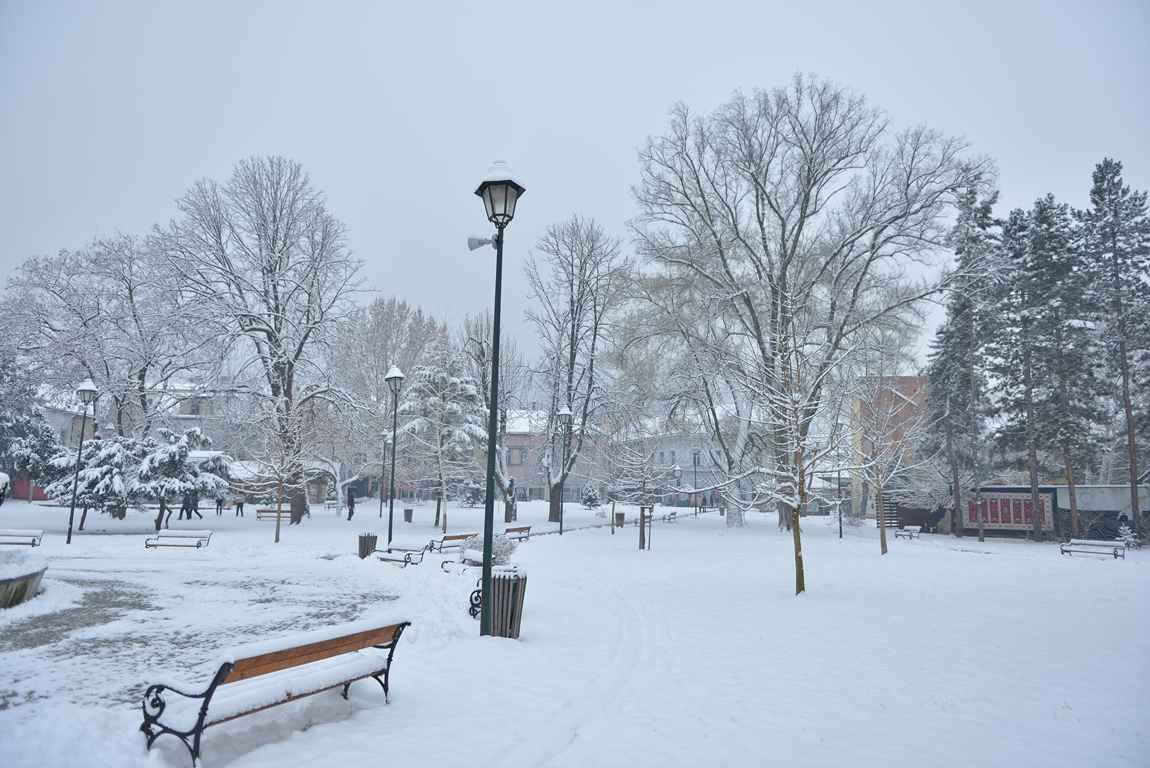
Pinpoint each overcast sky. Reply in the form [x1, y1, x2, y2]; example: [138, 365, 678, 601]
[2, 0, 1147, 360]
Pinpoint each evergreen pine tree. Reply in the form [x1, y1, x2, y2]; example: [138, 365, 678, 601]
[136, 428, 230, 531]
[1026, 195, 1104, 537]
[2, 411, 65, 499]
[989, 206, 1051, 540]
[398, 350, 488, 531]
[1076, 159, 1150, 535]
[924, 187, 999, 538]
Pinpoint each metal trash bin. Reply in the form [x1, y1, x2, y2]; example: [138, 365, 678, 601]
[487, 565, 528, 639]
[403, 508, 413, 523]
[614, 511, 625, 528]
[358, 533, 378, 559]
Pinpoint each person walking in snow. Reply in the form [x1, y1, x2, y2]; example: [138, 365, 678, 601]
[215, 496, 224, 515]
[235, 492, 245, 516]
[179, 493, 192, 521]
[191, 494, 203, 520]
[346, 489, 356, 521]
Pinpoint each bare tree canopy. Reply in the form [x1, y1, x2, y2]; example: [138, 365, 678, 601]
[3, 233, 206, 437]
[626, 74, 992, 593]
[154, 156, 362, 523]
[525, 215, 627, 523]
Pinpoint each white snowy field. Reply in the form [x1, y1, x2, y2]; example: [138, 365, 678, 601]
[0, 499, 1146, 768]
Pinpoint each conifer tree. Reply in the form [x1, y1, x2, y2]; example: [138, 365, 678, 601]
[990, 207, 1050, 540]
[399, 350, 487, 532]
[1026, 195, 1104, 537]
[925, 187, 999, 539]
[1076, 159, 1150, 535]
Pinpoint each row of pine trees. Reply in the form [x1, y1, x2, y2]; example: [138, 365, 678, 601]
[924, 160, 1149, 541]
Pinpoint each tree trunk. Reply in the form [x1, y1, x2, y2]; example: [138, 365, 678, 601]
[1054, 320, 1081, 538]
[877, 479, 888, 556]
[548, 486, 561, 523]
[791, 503, 805, 595]
[1021, 318, 1043, 542]
[154, 499, 166, 532]
[1117, 338, 1140, 536]
[944, 410, 963, 538]
[79, 506, 88, 531]
[503, 477, 517, 523]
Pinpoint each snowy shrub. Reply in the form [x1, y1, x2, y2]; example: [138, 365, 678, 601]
[460, 533, 516, 565]
[462, 483, 485, 507]
[1117, 525, 1141, 549]
[581, 484, 601, 509]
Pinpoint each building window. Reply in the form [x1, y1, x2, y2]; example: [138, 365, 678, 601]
[190, 401, 201, 416]
[509, 447, 522, 466]
[658, 451, 665, 464]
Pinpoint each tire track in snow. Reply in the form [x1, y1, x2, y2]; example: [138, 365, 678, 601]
[484, 575, 652, 768]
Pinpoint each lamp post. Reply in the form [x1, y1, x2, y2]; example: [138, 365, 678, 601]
[672, 463, 682, 504]
[472, 160, 525, 637]
[385, 366, 405, 545]
[692, 445, 700, 510]
[557, 405, 572, 535]
[66, 379, 99, 545]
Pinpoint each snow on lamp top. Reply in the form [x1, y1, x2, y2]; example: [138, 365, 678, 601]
[474, 160, 526, 228]
[76, 379, 99, 404]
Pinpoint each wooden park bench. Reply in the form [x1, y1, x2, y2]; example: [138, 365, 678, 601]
[0, 529, 43, 547]
[505, 525, 531, 542]
[1060, 539, 1127, 559]
[255, 508, 288, 521]
[428, 533, 477, 553]
[146, 530, 213, 549]
[141, 617, 411, 765]
[894, 525, 921, 540]
[661, 511, 678, 523]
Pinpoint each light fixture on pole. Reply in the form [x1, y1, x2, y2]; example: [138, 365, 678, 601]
[66, 379, 99, 545]
[692, 445, 700, 510]
[672, 464, 682, 485]
[557, 405, 573, 536]
[385, 366, 405, 545]
[472, 160, 526, 637]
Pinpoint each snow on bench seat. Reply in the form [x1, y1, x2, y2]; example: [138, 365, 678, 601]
[0, 529, 44, 547]
[1059, 539, 1126, 559]
[145, 530, 212, 548]
[141, 615, 411, 764]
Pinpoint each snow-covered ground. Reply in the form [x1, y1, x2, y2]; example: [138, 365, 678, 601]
[0, 498, 1145, 767]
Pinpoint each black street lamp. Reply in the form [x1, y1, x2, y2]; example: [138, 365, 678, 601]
[472, 160, 525, 637]
[66, 379, 99, 545]
[692, 445, 700, 509]
[385, 366, 405, 545]
[557, 405, 572, 535]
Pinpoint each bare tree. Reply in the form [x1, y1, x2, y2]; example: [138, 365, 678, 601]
[627, 74, 991, 593]
[459, 311, 526, 522]
[525, 215, 627, 523]
[154, 156, 362, 524]
[320, 297, 447, 505]
[4, 234, 209, 438]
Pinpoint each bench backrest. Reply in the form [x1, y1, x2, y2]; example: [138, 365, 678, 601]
[224, 623, 406, 684]
[506, 526, 529, 533]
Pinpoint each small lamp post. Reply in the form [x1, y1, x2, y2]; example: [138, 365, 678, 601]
[66, 379, 99, 544]
[672, 464, 682, 505]
[692, 445, 700, 509]
[472, 160, 526, 637]
[385, 366, 405, 545]
[557, 405, 573, 535]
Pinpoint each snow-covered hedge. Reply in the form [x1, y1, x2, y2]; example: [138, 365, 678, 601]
[459, 533, 516, 565]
